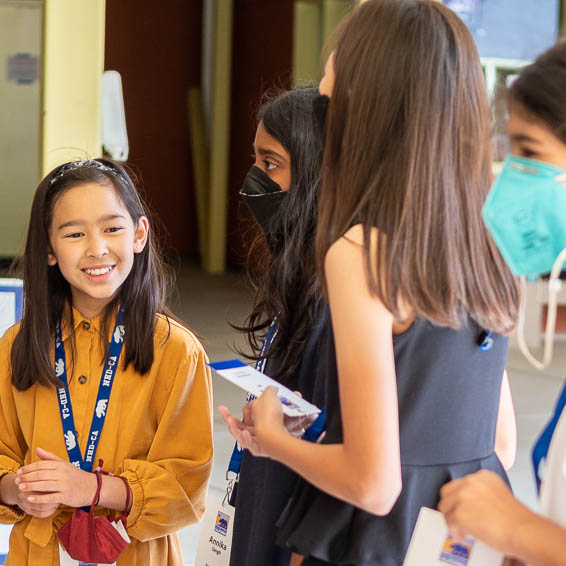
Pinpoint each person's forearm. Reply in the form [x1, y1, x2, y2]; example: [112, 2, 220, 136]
[98, 475, 131, 513]
[494, 372, 517, 471]
[495, 443, 516, 471]
[509, 511, 566, 566]
[260, 428, 401, 515]
[0, 474, 17, 506]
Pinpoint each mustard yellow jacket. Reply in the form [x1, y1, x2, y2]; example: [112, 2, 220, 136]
[0, 309, 213, 565]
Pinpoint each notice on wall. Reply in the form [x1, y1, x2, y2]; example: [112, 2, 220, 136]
[6, 53, 39, 85]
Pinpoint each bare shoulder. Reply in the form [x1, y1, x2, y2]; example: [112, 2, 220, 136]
[324, 225, 397, 316]
[154, 314, 206, 359]
[326, 224, 381, 268]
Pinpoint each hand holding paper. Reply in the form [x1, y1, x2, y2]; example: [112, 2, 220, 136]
[219, 387, 312, 458]
[218, 404, 269, 458]
[213, 359, 321, 459]
[438, 470, 533, 557]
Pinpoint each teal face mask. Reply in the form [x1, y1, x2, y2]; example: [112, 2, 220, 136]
[482, 155, 566, 278]
[483, 155, 566, 371]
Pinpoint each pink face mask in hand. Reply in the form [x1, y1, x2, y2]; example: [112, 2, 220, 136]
[58, 464, 131, 563]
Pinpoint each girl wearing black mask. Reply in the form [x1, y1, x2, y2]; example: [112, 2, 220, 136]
[222, 2, 518, 565]
[220, 86, 327, 566]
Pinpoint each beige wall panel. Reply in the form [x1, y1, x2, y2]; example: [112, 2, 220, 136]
[205, 0, 233, 273]
[293, 1, 322, 85]
[0, 1, 41, 256]
[41, 0, 105, 174]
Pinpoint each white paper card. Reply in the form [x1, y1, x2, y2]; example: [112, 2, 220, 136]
[112, 520, 131, 544]
[209, 360, 321, 417]
[59, 544, 116, 566]
[0, 523, 11, 554]
[194, 495, 234, 566]
[403, 508, 503, 566]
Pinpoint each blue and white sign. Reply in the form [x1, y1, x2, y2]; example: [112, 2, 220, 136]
[0, 278, 23, 338]
[0, 279, 22, 563]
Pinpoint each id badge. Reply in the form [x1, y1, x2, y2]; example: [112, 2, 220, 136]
[403, 508, 503, 566]
[194, 495, 234, 566]
[59, 545, 116, 566]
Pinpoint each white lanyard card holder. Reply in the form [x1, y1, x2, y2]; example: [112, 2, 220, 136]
[195, 494, 234, 566]
[403, 507, 503, 566]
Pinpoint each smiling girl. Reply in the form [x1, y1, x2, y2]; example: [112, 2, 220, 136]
[0, 159, 213, 565]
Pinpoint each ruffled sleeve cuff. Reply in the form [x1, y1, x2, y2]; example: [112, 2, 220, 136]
[118, 468, 144, 530]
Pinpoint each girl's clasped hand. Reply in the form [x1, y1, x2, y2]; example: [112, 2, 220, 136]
[11, 446, 129, 516]
[14, 447, 96, 513]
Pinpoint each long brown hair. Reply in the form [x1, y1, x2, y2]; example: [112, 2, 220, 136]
[509, 40, 566, 145]
[11, 159, 174, 391]
[316, 0, 520, 332]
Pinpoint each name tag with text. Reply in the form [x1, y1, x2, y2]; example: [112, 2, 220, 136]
[194, 495, 234, 566]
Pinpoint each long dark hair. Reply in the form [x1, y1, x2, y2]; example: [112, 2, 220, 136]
[509, 40, 566, 145]
[315, 0, 520, 333]
[11, 158, 173, 391]
[237, 86, 324, 384]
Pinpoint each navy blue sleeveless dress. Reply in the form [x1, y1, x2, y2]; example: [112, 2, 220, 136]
[276, 317, 509, 565]
[229, 308, 330, 566]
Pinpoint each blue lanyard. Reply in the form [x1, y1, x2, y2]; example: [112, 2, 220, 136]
[227, 323, 278, 476]
[532, 378, 566, 494]
[255, 322, 279, 375]
[302, 408, 326, 442]
[55, 308, 125, 472]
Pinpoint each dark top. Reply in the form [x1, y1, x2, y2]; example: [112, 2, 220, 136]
[276, 317, 509, 566]
[229, 307, 330, 566]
